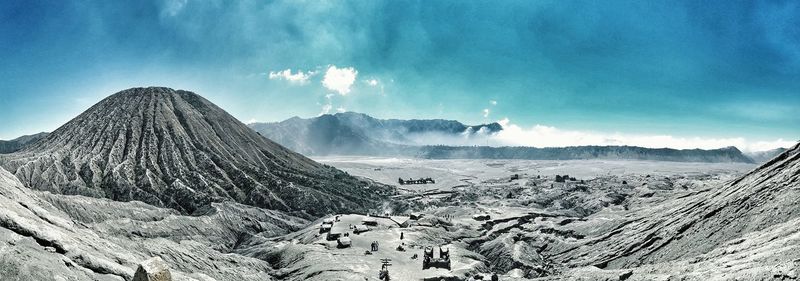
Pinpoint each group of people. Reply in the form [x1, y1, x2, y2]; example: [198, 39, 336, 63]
[370, 241, 380, 251]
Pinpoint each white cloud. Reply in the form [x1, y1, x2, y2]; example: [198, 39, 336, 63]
[336, 106, 347, 113]
[322, 65, 358, 95]
[245, 118, 258, 124]
[363, 78, 386, 95]
[399, 118, 795, 152]
[491, 118, 795, 152]
[268, 69, 313, 84]
[490, 100, 497, 106]
[482, 109, 490, 118]
[745, 139, 797, 152]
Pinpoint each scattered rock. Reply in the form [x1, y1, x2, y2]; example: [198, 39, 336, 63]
[133, 257, 171, 281]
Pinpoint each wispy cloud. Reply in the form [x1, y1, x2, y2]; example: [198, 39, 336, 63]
[482, 108, 490, 118]
[319, 93, 336, 116]
[363, 78, 386, 96]
[322, 65, 357, 95]
[268, 69, 314, 85]
[319, 103, 332, 115]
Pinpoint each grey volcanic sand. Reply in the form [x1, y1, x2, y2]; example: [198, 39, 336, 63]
[1, 88, 797, 281]
[1, 148, 796, 280]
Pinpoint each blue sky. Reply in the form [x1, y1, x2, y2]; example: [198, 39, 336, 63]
[1, 0, 798, 150]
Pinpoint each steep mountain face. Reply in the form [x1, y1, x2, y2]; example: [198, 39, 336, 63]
[554, 142, 800, 269]
[0, 132, 48, 154]
[248, 112, 502, 155]
[0, 87, 391, 216]
[418, 145, 755, 163]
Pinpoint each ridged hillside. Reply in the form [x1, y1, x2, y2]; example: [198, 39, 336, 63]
[557, 142, 800, 268]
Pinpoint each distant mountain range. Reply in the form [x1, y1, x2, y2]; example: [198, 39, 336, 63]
[0, 132, 48, 153]
[3, 111, 782, 164]
[248, 112, 502, 156]
[744, 147, 788, 163]
[249, 113, 770, 164]
[416, 145, 755, 163]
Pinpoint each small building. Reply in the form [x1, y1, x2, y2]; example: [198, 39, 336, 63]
[327, 230, 343, 241]
[390, 216, 411, 227]
[354, 225, 370, 234]
[322, 218, 335, 224]
[319, 223, 333, 233]
[337, 237, 352, 248]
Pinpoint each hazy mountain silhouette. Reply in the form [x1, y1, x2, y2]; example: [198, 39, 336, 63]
[251, 113, 755, 163]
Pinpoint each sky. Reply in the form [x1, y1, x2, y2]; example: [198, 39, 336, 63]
[0, 0, 798, 151]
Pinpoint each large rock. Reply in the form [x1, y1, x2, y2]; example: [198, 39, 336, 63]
[133, 257, 172, 281]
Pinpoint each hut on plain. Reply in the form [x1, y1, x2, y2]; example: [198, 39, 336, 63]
[354, 225, 370, 234]
[337, 237, 352, 248]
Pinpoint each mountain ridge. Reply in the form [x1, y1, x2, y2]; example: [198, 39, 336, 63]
[0, 132, 48, 153]
[249, 113, 758, 163]
[416, 144, 754, 163]
[744, 147, 788, 163]
[249, 111, 503, 156]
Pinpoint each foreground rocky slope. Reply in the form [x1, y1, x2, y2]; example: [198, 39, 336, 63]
[556, 143, 800, 266]
[0, 165, 306, 280]
[525, 142, 800, 280]
[0, 87, 391, 216]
